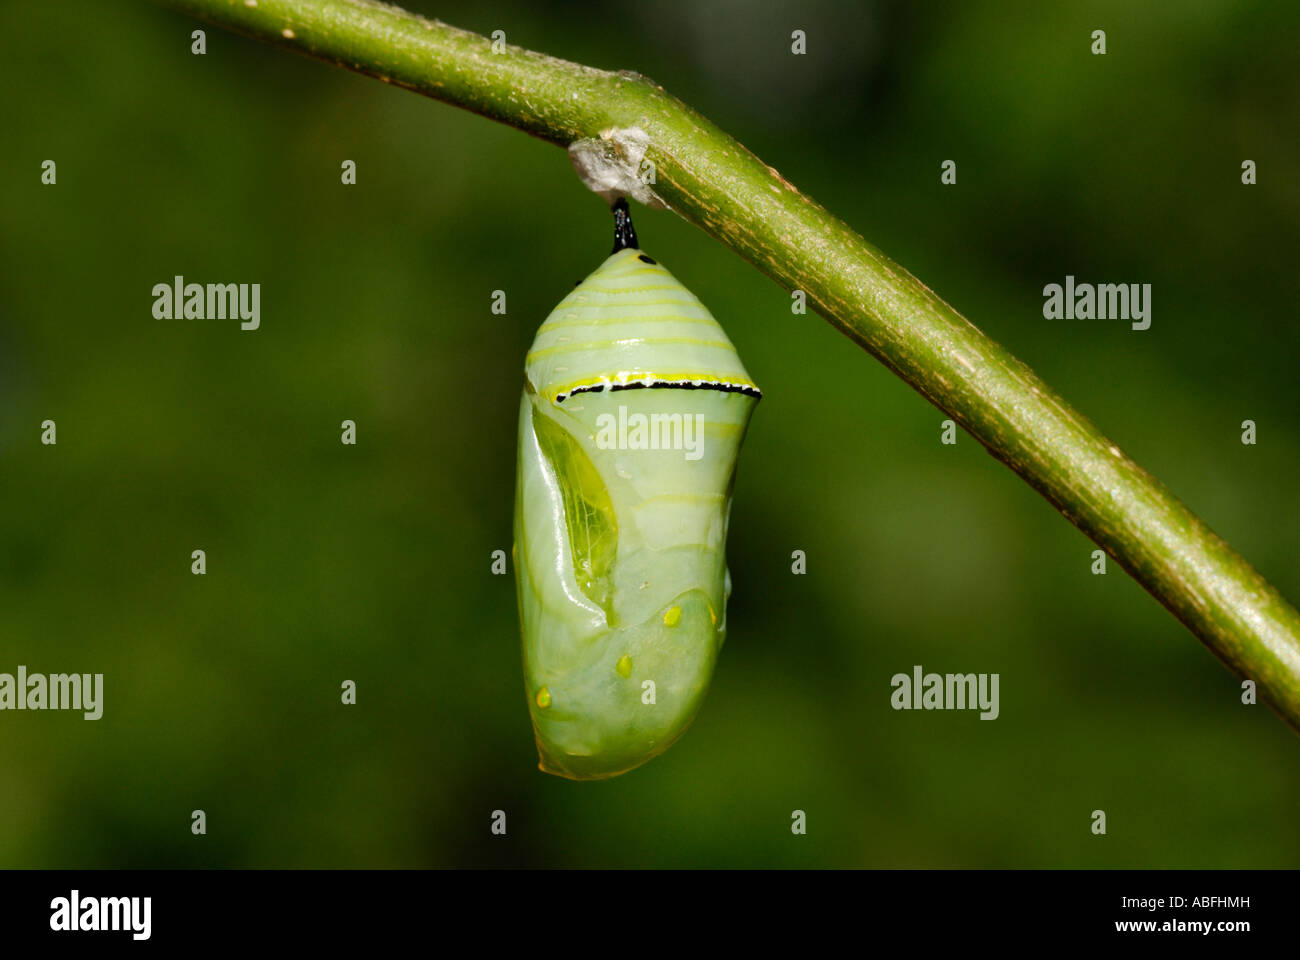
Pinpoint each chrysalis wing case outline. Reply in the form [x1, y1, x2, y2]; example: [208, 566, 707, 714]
[514, 198, 761, 780]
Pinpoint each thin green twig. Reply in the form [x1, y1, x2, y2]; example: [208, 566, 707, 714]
[156, 0, 1300, 733]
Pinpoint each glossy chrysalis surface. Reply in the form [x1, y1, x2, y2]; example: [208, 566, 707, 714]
[514, 199, 760, 780]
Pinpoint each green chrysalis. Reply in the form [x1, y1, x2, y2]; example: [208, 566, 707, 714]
[514, 199, 760, 780]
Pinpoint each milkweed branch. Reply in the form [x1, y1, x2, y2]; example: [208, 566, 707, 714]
[157, 0, 1300, 733]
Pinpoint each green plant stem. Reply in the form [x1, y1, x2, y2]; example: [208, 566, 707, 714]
[157, 0, 1300, 732]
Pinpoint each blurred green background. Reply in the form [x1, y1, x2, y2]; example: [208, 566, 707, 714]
[2, 0, 1298, 868]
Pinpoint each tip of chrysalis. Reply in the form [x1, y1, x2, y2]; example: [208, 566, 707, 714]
[611, 197, 639, 253]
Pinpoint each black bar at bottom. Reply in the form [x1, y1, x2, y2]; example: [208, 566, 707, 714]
[0, 868, 1283, 947]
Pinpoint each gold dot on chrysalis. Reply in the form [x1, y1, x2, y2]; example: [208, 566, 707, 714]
[662, 605, 682, 628]
[616, 654, 632, 678]
[535, 686, 551, 709]
[707, 603, 717, 626]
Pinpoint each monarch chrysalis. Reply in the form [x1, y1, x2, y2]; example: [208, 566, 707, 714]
[514, 199, 760, 780]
